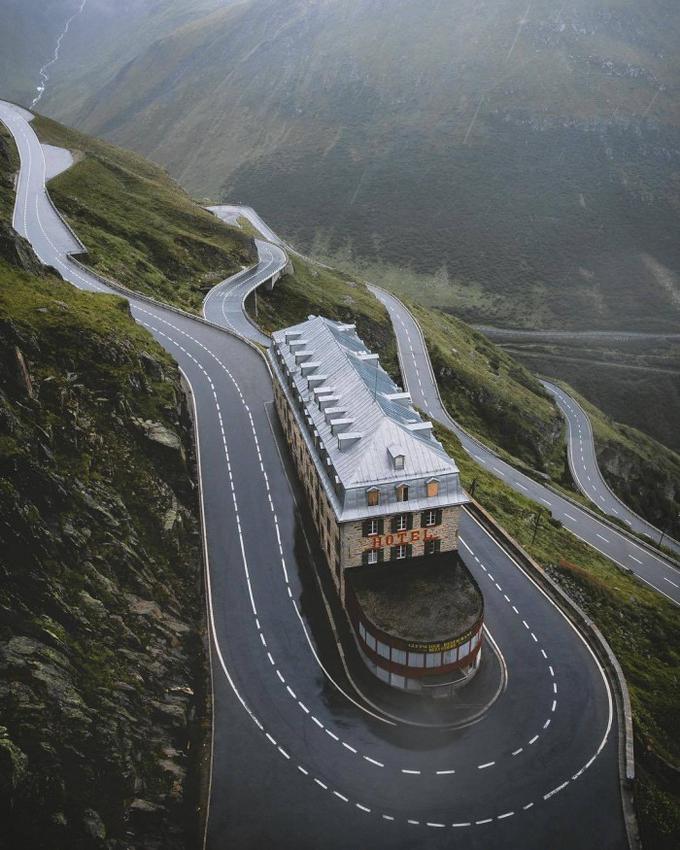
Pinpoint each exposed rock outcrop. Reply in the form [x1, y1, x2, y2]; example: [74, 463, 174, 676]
[0, 261, 208, 850]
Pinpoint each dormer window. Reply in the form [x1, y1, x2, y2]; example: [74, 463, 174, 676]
[388, 445, 406, 470]
[426, 478, 439, 498]
[367, 487, 381, 507]
[396, 484, 409, 502]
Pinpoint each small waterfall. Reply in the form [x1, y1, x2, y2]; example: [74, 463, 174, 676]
[31, 0, 88, 108]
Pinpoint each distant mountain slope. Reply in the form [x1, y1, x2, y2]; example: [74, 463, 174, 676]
[36, 0, 680, 336]
[0, 0, 78, 105]
[0, 0, 228, 108]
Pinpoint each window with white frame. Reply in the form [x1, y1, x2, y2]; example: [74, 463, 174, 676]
[424, 509, 437, 527]
[395, 544, 407, 560]
[367, 550, 379, 565]
[367, 519, 379, 536]
[426, 539, 437, 555]
[396, 514, 408, 532]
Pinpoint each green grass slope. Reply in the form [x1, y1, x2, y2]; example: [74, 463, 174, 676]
[32, 113, 256, 312]
[0, 123, 19, 220]
[410, 300, 566, 478]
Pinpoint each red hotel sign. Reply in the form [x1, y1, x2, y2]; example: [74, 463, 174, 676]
[370, 529, 439, 549]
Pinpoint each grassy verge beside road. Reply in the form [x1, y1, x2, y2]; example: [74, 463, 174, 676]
[409, 300, 567, 478]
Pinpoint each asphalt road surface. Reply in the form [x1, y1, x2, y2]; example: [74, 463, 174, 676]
[202, 235, 287, 346]
[543, 381, 680, 559]
[1, 99, 628, 849]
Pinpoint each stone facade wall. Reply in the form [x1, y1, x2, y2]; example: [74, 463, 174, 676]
[341, 506, 461, 569]
[273, 380, 342, 591]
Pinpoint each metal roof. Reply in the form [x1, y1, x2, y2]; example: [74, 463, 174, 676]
[270, 316, 462, 495]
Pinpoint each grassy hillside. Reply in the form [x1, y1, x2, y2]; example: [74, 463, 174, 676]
[434, 423, 680, 850]
[32, 113, 256, 312]
[0, 123, 19, 219]
[411, 300, 566, 478]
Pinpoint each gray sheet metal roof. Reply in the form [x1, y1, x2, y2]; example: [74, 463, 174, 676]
[271, 316, 463, 496]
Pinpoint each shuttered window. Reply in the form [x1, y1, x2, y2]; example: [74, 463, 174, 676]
[362, 518, 384, 537]
[363, 548, 384, 566]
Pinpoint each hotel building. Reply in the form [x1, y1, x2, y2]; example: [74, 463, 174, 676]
[269, 316, 484, 695]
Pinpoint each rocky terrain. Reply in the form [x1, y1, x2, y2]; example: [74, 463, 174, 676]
[0, 126, 208, 849]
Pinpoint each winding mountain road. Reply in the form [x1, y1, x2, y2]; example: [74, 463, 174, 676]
[202, 235, 287, 346]
[542, 381, 680, 559]
[1, 99, 628, 849]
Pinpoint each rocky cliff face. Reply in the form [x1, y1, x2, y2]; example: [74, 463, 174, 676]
[597, 438, 680, 532]
[0, 252, 208, 849]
